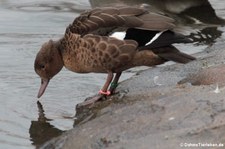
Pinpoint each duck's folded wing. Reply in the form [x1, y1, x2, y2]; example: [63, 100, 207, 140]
[61, 29, 139, 72]
[68, 7, 175, 36]
[82, 34, 138, 71]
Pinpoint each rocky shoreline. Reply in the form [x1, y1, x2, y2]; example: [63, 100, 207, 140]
[40, 41, 225, 149]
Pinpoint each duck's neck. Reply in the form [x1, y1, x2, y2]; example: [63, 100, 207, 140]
[54, 39, 64, 61]
[43, 39, 64, 77]
[57, 34, 91, 73]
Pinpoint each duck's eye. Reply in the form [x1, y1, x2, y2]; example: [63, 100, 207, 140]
[39, 64, 45, 69]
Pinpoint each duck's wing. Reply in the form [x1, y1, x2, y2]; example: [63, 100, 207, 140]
[84, 34, 138, 69]
[62, 28, 138, 72]
[68, 7, 175, 36]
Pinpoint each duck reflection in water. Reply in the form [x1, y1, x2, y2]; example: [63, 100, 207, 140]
[29, 101, 63, 148]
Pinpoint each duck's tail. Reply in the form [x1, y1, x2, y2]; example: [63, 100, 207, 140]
[151, 45, 196, 64]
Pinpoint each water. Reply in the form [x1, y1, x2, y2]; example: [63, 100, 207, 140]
[0, 0, 225, 148]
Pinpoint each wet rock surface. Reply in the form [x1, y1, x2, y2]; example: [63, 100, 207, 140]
[179, 64, 225, 87]
[40, 42, 225, 149]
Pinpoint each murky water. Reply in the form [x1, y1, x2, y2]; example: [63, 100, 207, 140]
[0, 0, 225, 148]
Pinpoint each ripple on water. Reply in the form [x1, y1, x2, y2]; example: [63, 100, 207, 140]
[0, 0, 91, 148]
[3, 0, 90, 13]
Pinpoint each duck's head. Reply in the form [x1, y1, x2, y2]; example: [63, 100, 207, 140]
[34, 40, 63, 98]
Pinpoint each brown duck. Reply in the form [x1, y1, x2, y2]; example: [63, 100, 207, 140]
[34, 7, 195, 105]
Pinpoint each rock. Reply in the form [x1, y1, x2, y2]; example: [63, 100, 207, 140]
[179, 64, 225, 87]
[40, 41, 225, 149]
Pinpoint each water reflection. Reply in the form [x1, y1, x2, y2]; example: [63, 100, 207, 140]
[0, 0, 89, 149]
[29, 101, 63, 148]
[188, 27, 223, 45]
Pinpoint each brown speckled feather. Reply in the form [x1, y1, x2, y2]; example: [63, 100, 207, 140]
[60, 28, 141, 73]
[69, 7, 175, 36]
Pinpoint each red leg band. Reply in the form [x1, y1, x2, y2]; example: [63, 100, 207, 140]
[99, 90, 111, 96]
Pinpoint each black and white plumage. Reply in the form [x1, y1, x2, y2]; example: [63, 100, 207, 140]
[111, 27, 194, 63]
[125, 28, 192, 48]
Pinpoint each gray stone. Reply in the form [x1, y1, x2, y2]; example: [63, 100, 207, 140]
[40, 42, 225, 149]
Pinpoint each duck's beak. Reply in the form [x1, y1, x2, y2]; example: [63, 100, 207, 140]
[37, 79, 50, 98]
